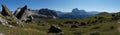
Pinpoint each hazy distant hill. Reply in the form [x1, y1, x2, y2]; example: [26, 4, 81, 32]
[57, 8, 100, 18]
[23, 8, 101, 19]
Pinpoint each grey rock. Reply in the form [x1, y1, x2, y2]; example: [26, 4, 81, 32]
[1, 4, 13, 16]
[15, 5, 27, 19]
[0, 17, 8, 26]
[48, 25, 62, 33]
[1, 4, 17, 20]
[14, 5, 34, 22]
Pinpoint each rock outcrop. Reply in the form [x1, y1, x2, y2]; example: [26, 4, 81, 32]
[15, 5, 28, 19]
[14, 8, 21, 16]
[1, 4, 17, 20]
[0, 17, 8, 26]
[1, 4, 13, 16]
[14, 5, 34, 22]
[48, 25, 62, 33]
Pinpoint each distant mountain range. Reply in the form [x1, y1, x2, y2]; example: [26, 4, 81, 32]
[23, 8, 101, 19]
[57, 8, 100, 18]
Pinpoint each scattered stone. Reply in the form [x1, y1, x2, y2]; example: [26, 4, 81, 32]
[8, 25, 13, 28]
[48, 24, 62, 33]
[16, 21, 24, 27]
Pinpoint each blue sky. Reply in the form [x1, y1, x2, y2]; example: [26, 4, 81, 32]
[0, 0, 120, 13]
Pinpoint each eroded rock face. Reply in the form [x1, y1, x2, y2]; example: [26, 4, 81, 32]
[14, 8, 21, 16]
[15, 5, 27, 19]
[14, 5, 34, 22]
[1, 4, 17, 20]
[48, 25, 62, 33]
[1, 4, 13, 16]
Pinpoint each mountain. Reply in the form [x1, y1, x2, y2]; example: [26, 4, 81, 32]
[1, 4, 13, 16]
[25, 8, 58, 19]
[57, 8, 100, 18]
[38, 8, 58, 17]
[72, 8, 87, 15]
[88, 11, 100, 14]
[22, 8, 100, 19]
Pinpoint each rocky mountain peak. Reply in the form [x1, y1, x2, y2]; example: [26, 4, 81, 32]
[1, 4, 13, 16]
[15, 5, 28, 19]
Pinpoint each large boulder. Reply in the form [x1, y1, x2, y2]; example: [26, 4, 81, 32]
[15, 5, 27, 19]
[48, 25, 62, 33]
[1, 4, 13, 16]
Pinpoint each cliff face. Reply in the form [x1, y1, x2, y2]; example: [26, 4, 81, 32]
[15, 5, 28, 19]
[1, 4, 13, 17]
